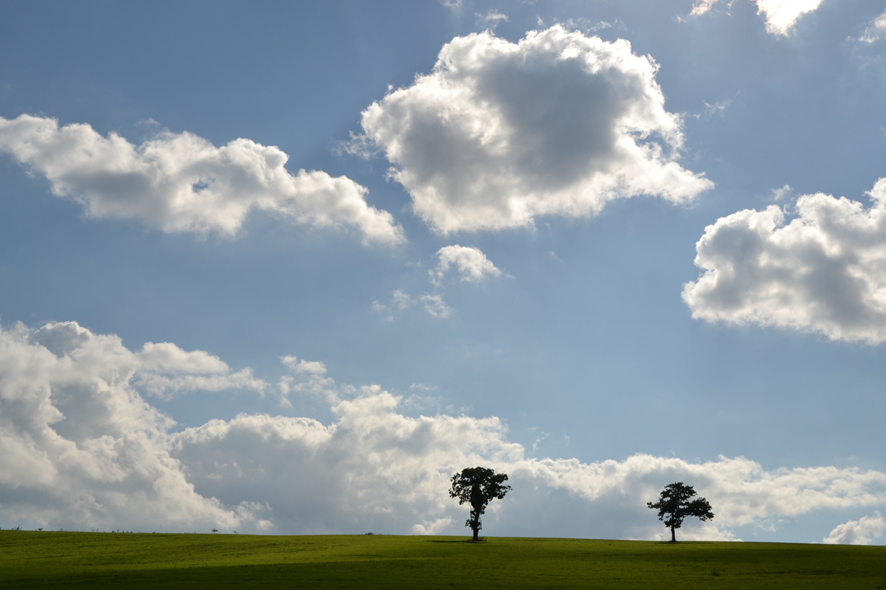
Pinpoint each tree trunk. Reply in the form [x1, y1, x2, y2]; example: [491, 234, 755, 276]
[670, 526, 676, 543]
[472, 527, 479, 542]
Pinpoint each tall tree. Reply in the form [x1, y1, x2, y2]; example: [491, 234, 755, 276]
[647, 482, 714, 542]
[449, 466, 511, 541]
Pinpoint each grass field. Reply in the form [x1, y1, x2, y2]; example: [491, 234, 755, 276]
[1, 530, 885, 589]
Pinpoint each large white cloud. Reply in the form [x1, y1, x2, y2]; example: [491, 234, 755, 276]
[0, 115, 404, 245]
[350, 26, 712, 234]
[691, 0, 824, 35]
[4, 319, 886, 539]
[175, 367, 886, 538]
[0, 321, 266, 532]
[683, 179, 886, 344]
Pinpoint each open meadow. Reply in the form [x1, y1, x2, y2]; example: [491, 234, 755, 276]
[1, 530, 884, 589]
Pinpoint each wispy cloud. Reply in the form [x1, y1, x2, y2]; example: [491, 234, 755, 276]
[857, 9, 886, 43]
[476, 9, 509, 28]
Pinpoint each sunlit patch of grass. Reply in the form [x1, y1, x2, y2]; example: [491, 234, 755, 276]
[0, 530, 884, 589]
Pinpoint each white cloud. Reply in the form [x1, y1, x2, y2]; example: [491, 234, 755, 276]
[683, 178, 886, 344]
[0, 320, 267, 532]
[476, 10, 509, 28]
[703, 99, 732, 116]
[0, 114, 404, 245]
[771, 183, 792, 201]
[420, 293, 454, 318]
[375, 246, 501, 320]
[351, 26, 712, 234]
[4, 319, 886, 538]
[823, 512, 886, 545]
[372, 289, 454, 320]
[691, 0, 726, 15]
[281, 355, 328, 376]
[691, 0, 822, 35]
[174, 381, 886, 537]
[430, 245, 504, 285]
[754, 0, 824, 36]
[858, 9, 886, 43]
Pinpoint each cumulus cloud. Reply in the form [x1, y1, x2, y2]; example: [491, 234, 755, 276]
[824, 512, 886, 545]
[174, 380, 886, 537]
[0, 115, 404, 245]
[5, 319, 886, 538]
[691, 0, 822, 35]
[430, 245, 504, 285]
[683, 178, 886, 344]
[350, 26, 712, 234]
[0, 320, 267, 532]
[754, 0, 824, 35]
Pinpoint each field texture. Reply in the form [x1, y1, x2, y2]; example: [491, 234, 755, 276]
[1, 531, 885, 589]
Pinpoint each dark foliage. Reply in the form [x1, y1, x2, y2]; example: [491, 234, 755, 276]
[449, 466, 511, 541]
[647, 482, 714, 542]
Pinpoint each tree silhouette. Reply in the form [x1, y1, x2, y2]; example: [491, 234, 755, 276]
[449, 466, 511, 541]
[647, 482, 714, 542]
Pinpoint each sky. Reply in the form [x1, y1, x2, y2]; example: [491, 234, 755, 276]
[1, 0, 886, 544]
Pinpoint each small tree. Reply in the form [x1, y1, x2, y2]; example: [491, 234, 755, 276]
[449, 466, 511, 541]
[647, 482, 714, 542]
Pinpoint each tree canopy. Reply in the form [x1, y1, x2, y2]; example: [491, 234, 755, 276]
[449, 466, 511, 541]
[647, 482, 714, 542]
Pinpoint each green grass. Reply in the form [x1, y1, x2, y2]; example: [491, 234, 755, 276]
[1, 531, 885, 589]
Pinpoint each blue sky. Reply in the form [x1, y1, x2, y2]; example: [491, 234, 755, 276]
[2, 0, 886, 544]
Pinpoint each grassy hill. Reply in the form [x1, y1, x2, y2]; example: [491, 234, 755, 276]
[1, 530, 885, 589]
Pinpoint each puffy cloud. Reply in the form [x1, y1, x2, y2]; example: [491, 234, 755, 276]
[5, 319, 886, 538]
[0, 320, 266, 532]
[351, 26, 712, 234]
[824, 512, 886, 545]
[430, 245, 504, 285]
[0, 115, 404, 245]
[174, 376, 886, 538]
[691, 0, 822, 35]
[754, 0, 824, 35]
[683, 178, 886, 344]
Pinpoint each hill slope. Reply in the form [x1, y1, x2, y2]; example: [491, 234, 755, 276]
[1, 531, 884, 589]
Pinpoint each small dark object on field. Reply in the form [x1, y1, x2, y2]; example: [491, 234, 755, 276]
[647, 482, 714, 542]
[212, 529, 218, 533]
[449, 466, 511, 541]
